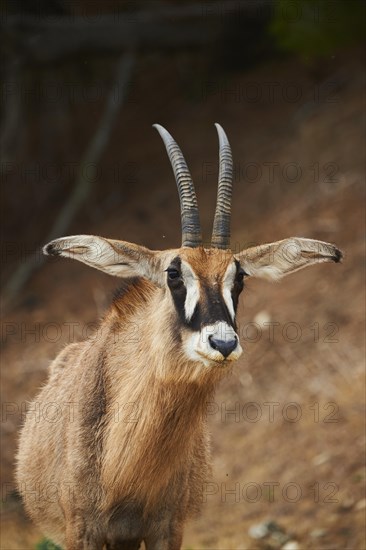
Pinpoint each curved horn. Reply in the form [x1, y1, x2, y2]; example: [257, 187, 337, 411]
[153, 124, 202, 248]
[211, 123, 233, 249]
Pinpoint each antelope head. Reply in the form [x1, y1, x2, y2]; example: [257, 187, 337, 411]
[44, 125, 342, 367]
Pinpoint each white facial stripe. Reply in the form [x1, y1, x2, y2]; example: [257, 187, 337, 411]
[181, 260, 200, 322]
[222, 262, 236, 321]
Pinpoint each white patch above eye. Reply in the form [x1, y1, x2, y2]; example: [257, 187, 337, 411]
[222, 262, 236, 321]
[181, 261, 200, 322]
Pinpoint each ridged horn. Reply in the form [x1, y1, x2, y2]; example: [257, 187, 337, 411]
[153, 124, 202, 248]
[211, 123, 233, 249]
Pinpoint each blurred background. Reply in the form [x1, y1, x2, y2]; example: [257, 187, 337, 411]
[1, 1, 365, 548]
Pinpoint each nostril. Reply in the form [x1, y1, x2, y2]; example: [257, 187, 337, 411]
[209, 336, 237, 358]
[208, 335, 218, 351]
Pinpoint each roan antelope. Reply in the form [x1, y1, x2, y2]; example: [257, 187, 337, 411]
[16, 124, 342, 549]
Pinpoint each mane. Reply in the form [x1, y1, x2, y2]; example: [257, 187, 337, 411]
[110, 277, 158, 321]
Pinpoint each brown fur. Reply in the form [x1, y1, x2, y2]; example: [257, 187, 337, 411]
[16, 248, 232, 549]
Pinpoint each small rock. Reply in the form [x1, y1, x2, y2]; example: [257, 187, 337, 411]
[254, 310, 271, 327]
[282, 542, 300, 550]
[239, 371, 253, 387]
[248, 520, 284, 539]
[340, 497, 355, 510]
[356, 498, 366, 511]
[248, 522, 268, 539]
[310, 528, 328, 538]
[312, 452, 330, 466]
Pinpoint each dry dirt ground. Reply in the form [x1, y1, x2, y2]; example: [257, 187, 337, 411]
[1, 50, 365, 549]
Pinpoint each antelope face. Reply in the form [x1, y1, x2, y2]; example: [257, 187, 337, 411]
[44, 124, 342, 370]
[165, 247, 243, 365]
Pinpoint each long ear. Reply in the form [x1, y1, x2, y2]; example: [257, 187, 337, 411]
[235, 238, 343, 281]
[44, 235, 163, 285]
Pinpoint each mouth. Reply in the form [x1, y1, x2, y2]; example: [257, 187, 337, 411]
[196, 350, 239, 366]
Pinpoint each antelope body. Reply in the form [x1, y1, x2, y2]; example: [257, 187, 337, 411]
[16, 125, 342, 549]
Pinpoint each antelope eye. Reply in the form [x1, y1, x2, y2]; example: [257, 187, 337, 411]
[236, 269, 245, 282]
[166, 268, 180, 280]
